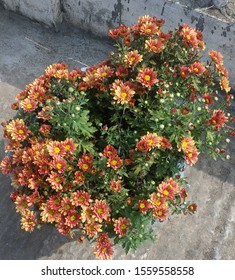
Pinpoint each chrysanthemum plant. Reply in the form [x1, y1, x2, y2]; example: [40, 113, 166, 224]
[1, 15, 234, 259]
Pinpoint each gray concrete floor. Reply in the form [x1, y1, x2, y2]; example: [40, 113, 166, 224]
[0, 6, 234, 260]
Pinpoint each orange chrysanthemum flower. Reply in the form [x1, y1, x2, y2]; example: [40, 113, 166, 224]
[180, 136, 197, 154]
[93, 199, 110, 222]
[145, 39, 163, 53]
[40, 203, 61, 223]
[124, 50, 143, 67]
[39, 124, 51, 136]
[203, 93, 214, 105]
[63, 138, 77, 154]
[220, 76, 231, 93]
[85, 222, 102, 237]
[149, 192, 167, 209]
[137, 68, 158, 89]
[153, 207, 169, 221]
[71, 190, 90, 207]
[185, 149, 199, 165]
[209, 50, 223, 65]
[20, 210, 37, 232]
[95, 65, 114, 80]
[136, 132, 161, 152]
[94, 233, 113, 260]
[20, 98, 38, 112]
[81, 206, 94, 224]
[5, 119, 29, 142]
[45, 63, 69, 79]
[111, 81, 135, 105]
[59, 197, 75, 216]
[114, 217, 130, 238]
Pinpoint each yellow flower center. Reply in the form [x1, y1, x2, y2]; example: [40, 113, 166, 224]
[186, 34, 191, 40]
[97, 208, 103, 214]
[182, 141, 188, 148]
[187, 153, 193, 158]
[194, 67, 199, 73]
[55, 177, 61, 183]
[65, 204, 70, 210]
[82, 163, 89, 170]
[121, 224, 127, 230]
[139, 203, 145, 209]
[70, 215, 76, 221]
[121, 92, 127, 99]
[146, 28, 152, 33]
[56, 163, 62, 169]
[102, 72, 107, 77]
[26, 103, 33, 109]
[65, 144, 70, 150]
[158, 211, 163, 216]
[18, 129, 24, 134]
[54, 147, 60, 154]
[154, 199, 161, 206]
[144, 74, 151, 81]
[163, 190, 169, 196]
[111, 160, 117, 166]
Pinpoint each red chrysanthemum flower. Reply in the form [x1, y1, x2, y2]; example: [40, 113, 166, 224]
[138, 200, 151, 213]
[159, 137, 172, 149]
[190, 61, 206, 76]
[203, 93, 214, 105]
[63, 138, 77, 154]
[114, 217, 130, 238]
[158, 178, 178, 199]
[65, 211, 81, 228]
[153, 207, 169, 221]
[93, 199, 110, 222]
[39, 124, 51, 136]
[95, 65, 114, 80]
[188, 203, 197, 213]
[47, 194, 61, 211]
[179, 65, 190, 78]
[78, 157, 92, 172]
[46, 171, 64, 191]
[73, 171, 85, 184]
[137, 68, 158, 89]
[0, 156, 13, 174]
[103, 144, 117, 158]
[47, 141, 65, 157]
[52, 156, 67, 173]
[107, 155, 122, 170]
[208, 110, 228, 128]
[110, 180, 122, 192]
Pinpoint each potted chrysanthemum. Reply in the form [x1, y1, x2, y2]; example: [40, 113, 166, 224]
[1, 15, 234, 260]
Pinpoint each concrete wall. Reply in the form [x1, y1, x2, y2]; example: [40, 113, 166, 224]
[0, 0, 62, 28]
[1, 0, 235, 88]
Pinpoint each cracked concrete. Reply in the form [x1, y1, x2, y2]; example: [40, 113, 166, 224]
[0, 6, 235, 260]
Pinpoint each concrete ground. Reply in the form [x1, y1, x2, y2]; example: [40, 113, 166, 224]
[0, 6, 234, 260]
